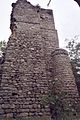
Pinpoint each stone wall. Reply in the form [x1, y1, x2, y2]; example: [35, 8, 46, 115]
[51, 49, 80, 113]
[0, 0, 79, 119]
[0, 0, 59, 118]
[51, 49, 79, 98]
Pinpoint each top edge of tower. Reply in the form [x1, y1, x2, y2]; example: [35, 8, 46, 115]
[11, 0, 53, 16]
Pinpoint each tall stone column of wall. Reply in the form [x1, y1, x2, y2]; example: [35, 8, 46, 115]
[39, 7, 59, 94]
[51, 49, 80, 108]
[0, 0, 59, 118]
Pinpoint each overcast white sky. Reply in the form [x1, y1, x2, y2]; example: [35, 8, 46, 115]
[0, 0, 80, 47]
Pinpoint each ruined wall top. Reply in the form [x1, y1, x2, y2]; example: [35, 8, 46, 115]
[10, 0, 55, 34]
[12, 0, 53, 14]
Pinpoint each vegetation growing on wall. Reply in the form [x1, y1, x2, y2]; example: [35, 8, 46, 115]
[41, 78, 79, 120]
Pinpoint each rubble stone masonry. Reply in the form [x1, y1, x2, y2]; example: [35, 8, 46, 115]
[0, 0, 80, 119]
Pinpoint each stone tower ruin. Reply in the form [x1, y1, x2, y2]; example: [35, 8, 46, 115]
[0, 0, 80, 119]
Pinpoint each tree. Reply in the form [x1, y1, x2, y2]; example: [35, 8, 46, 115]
[65, 36, 80, 94]
[0, 40, 7, 64]
[0, 40, 7, 53]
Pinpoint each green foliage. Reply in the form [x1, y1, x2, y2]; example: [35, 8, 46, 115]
[65, 36, 80, 60]
[66, 36, 80, 77]
[0, 40, 7, 52]
[0, 40, 7, 58]
[41, 78, 78, 120]
[65, 36, 80, 93]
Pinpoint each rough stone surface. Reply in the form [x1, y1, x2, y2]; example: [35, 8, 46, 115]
[51, 49, 79, 98]
[51, 49, 80, 116]
[0, 0, 80, 119]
